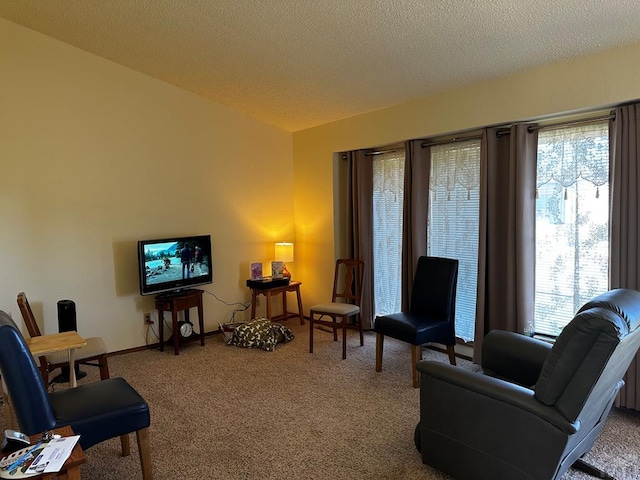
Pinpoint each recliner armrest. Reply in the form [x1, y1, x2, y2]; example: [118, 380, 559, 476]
[416, 361, 578, 434]
[481, 330, 552, 387]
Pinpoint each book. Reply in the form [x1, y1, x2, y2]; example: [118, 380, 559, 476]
[250, 262, 263, 280]
[271, 261, 284, 279]
[246, 277, 290, 289]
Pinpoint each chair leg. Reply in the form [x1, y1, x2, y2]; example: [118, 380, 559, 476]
[333, 317, 338, 342]
[39, 359, 50, 386]
[571, 458, 615, 479]
[136, 427, 153, 480]
[375, 333, 384, 372]
[358, 314, 364, 346]
[446, 345, 456, 366]
[412, 345, 422, 388]
[309, 314, 314, 353]
[2, 389, 17, 431]
[342, 317, 347, 360]
[99, 354, 110, 380]
[120, 433, 131, 457]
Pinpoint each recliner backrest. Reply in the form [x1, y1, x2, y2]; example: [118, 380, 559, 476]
[578, 288, 640, 332]
[410, 256, 458, 319]
[0, 310, 57, 435]
[534, 289, 640, 423]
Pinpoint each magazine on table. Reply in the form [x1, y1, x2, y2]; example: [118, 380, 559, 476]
[27, 435, 80, 475]
[0, 435, 80, 478]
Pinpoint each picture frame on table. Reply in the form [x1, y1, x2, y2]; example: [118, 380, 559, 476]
[271, 261, 284, 279]
[250, 262, 263, 280]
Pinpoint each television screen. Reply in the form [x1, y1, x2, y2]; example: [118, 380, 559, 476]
[138, 234, 213, 296]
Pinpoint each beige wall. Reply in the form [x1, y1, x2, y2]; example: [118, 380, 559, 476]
[0, 19, 294, 351]
[293, 43, 640, 311]
[5, 16, 640, 353]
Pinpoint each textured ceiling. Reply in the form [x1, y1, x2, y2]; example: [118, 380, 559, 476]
[3, 1, 640, 132]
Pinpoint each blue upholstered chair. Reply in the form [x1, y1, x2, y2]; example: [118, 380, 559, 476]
[374, 256, 459, 387]
[0, 310, 152, 480]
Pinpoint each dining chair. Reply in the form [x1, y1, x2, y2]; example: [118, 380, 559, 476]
[309, 258, 365, 359]
[0, 310, 152, 480]
[17, 292, 110, 385]
[374, 256, 458, 387]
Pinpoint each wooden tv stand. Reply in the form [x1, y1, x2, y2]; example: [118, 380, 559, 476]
[155, 289, 205, 355]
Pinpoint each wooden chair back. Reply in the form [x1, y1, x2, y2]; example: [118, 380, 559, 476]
[331, 259, 365, 306]
[17, 292, 43, 337]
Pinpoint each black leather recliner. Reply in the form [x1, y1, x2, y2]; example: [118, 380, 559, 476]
[414, 288, 640, 480]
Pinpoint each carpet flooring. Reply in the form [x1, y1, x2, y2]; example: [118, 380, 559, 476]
[3, 321, 640, 479]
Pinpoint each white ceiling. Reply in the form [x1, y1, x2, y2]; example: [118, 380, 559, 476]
[3, 1, 640, 132]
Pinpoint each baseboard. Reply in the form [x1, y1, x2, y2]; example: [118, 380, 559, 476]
[108, 329, 221, 357]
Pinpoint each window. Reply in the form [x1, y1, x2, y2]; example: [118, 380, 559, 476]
[534, 122, 610, 336]
[428, 140, 481, 342]
[372, 150, 405, 316]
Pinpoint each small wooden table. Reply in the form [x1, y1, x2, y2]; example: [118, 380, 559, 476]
[29, 425, 86, 480]
[26, 332, 87, 388]
[155, 289, 205, 355]
[249, 281, 305, 324]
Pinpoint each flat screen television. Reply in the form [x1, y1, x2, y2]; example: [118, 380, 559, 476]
[137, 234, 213, 296]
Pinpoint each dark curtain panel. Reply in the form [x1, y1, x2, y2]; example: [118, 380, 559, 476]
[346, 150, 375, 329]
[401, 141, 431, 310]
[474, 125, 537, 362]
[609, 104, 640, 411]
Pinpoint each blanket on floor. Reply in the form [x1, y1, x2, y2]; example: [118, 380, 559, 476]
[227, 318, 294, 351]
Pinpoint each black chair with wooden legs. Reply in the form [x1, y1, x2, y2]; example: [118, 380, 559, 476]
[0, 311, 153, 480]
[374, 256, 458, 388]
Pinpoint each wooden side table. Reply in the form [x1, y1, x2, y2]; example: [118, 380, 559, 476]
[29, 425, 86, 480]
[155, 289, 205, 355]
[26, 332, 87, 388]
[249, 281, 305, 324]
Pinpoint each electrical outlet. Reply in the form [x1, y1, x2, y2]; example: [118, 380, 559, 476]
[144, 313, 153, 324]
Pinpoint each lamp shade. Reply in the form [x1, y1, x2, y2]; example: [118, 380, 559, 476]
[275, 242, 294, 263]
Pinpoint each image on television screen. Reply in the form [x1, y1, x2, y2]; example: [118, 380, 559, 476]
[143, 239, 210, 286]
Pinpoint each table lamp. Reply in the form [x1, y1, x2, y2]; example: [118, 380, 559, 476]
[274, 242, 294, 278]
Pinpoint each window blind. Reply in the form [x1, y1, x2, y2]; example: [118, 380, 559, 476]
[534, 122, 610, 336]
[428, 140, 480, 342]
[372, 151, 405, 316]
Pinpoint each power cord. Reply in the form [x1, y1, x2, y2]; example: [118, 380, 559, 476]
[202, 289, 251, 323]
[143, 290, 251, 346]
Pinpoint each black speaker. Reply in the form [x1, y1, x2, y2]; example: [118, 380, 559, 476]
[57, 299, 77, 332]
[53, 299, 86, 384]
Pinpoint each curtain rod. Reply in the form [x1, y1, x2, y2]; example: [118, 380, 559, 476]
[421, 134, 482, 148]
[364, 149, 398, 156]
[496, 112, 616, 138]
[343, 110, 618, 157]
[340, 148, 399, 159]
